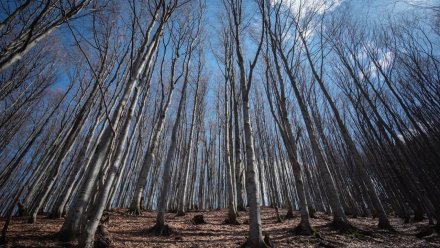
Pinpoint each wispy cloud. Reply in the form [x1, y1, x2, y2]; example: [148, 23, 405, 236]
[273, 0, 344, 15]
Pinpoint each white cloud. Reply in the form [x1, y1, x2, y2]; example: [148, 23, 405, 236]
[271, 0, 344, 43]
[273, 0, 343, 16]
[349, 0, 438, 19]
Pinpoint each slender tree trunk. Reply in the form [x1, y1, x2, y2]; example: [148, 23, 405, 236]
[224, 75, 238, 224]
[58, 17, 164, 235]
[80, 87, 140, 248]
[128, 50, 180, 214]
[0, 0, 92, 73]
[176, 78, 200, 216]
[233, 93, 245, 211]
[155, 74, 189, 232]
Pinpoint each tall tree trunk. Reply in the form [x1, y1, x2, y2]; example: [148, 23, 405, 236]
[58, 7, 166, 236]
[155, 72, 189, 232]
[128, 68, 178, 215]
[233, 89, 245, 211]
[224, 74, 238, 224]
[176, 76, 200, 216]
[80, 87, 140, 248]
[28, 73, 102, 223]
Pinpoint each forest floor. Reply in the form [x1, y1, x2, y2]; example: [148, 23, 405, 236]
[1, 207, 439, 247]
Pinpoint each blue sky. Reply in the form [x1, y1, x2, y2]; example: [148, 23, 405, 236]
[48, 0, 438, 94]
[342, 0, 437, 18]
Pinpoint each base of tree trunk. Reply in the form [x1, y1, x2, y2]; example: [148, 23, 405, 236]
[148, 223, 175, 236]
[275, 207, 283, 223]
[291, 222, 316, 236]
[48, 211, 64, 219]
[94, 224, 114, 248]
[329, 219, 373, 238]
[237, 205, 246, 212]
[223, 218, 240, 225]
[264, 234, 274, 247]
[127, 206, 142, 216]
[240, 236, 272, 248]
[56, 228, 78, 242]
[191, 215, 206, 225]
[175, 211, 186, 217]
[28, 214, 36, 224]
[397, 212, 409, 222]
[285, 209, 294, 219]
[413, 213, 425, 222]
[17, 203, 28, 217]
[331, 219, 355, 232]
[377, 220, 394, 231]
[309, 207, 316, 218]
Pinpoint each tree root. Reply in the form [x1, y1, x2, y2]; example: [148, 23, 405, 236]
[264, 234, 275, 247]
[148, 224, 175, 236]
[223, 218, 240, 225]
[240, 235, 273, 248]
[94, 224, 114, 248]
[27, 214, 36, 224]
[127, 207, 142, 216]
[331, 219, 356, 233]
[56, 229, 77, 243]
[17, 203, 28, 217]
[324, 220, 373, 238]
[291, 223, 317, 237]
[275, 207, 283, 223]
[285, 210, 294, 219]
[309, 208, 317, 218]
[377, 221, 395, 232]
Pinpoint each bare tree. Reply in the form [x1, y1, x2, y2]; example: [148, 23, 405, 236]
[0, 0, 93, 73]
[223, 0, 267, 246]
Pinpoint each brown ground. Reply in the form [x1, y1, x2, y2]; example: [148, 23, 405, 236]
[1, 207, 439, 247]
